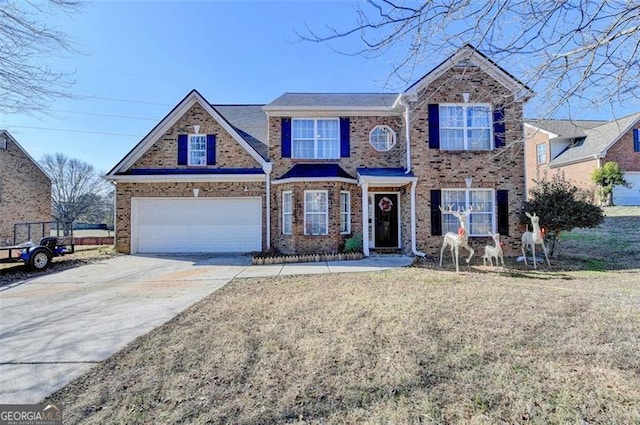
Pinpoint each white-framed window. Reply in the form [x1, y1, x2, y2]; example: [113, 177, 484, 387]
[536, 143, 546, 164]
[282, 191, 293, 235]
[340, 191, 351, 234]
[292, 118, 340, 159]
[188, 134, 207, 166]
[441, 189, 495, 236]
[0, 137, 6, 150]
[440, 104, 492, 150]
[369, 125, 396, 151]
[304, 190, 328, 235]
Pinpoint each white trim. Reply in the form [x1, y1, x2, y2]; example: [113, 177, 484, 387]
[369, 192, 402, 249]
[404, 46, 534, 102]
[369, 125, 397, 152]
[263, 107, 398, 117]
[439, 103, 494, 151]
[524, 122, 558, 138]
[130, 196, 262, 254]
[361, 182, 369, 256]
[303, 190, 329, 236]
[107, 90, 268, 176]
[440, 188, 496, 236]
[404, 101, 412, 173]
[358, 174, 418, 187]
[187, 134, 207, 166]
[272, 177, 358, 185]
[292, 117, 340, 159]
[410, 181, 426, 256]
[340, 191, 351, 234]
[266, 170, 271, 249]
[106, 174, 265, 183]
[282, 191, 293, 235]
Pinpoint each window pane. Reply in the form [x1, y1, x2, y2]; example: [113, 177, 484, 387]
[470, 213, 492, 235]
[292, 140, 314, 158]
[340, 193, 349, 213]
[467, 129, 491, 149]
[317, 139, 339, 159]
[442, 190, 465, 210]
[440, 106, 464, 128]
[469, 190, 493, 212]
[370, 126, 395, 151]
[293, 120, 314, 139]
[441, 129, 465, 150]
[467, 106, 491, 127]
[190, 151, 206, 165]
[306, 214, 327, 235]
[317, 119, 338, 138]
[305, 192, 327, 213]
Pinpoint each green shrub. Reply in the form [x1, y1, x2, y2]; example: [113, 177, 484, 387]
[343, 233, 363, 253]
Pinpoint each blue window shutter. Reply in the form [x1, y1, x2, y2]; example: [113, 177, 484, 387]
[493, 106, 506, 148]
[177, 134, 188, 165]
[281, 118, 291, 158]
[428, 104, 440, 149]
[497, 190, 509, 236]
[206, 134, 216, 165]
[340, 117, 350, 157]
[634, 129, 640, 152]
[430, 189, 442, 236]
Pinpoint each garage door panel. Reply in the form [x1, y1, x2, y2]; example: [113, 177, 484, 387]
[613, 173, 640, 206]
[132, 198, 262, 253]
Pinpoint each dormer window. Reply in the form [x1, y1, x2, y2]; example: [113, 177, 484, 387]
[369, 125, 396, 152]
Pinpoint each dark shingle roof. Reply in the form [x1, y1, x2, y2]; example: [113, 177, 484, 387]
[530, 113, 640, 167]
[213, 104, 268, 160]
[526, 119, 607, 138]
[277, 163, 355, 180]
[357, 167, 413, 177]
[265, 93, 399, 109]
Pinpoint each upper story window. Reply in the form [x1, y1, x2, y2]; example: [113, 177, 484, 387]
[0, 137, 6, 150]
[188, 134, 207, 166]
[441, 189, 495, 236]
[440, 104, 492, 150]
[369, 125, 396, 152]
[292, 118, 339, 159]
[536, 143, 546, 164]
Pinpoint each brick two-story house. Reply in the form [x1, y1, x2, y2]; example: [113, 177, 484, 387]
[525, 113, 640, 205]
[0, 130, 52, 244]
[107, 45, 532, 257]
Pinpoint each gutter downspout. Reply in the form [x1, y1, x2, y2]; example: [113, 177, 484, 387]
[264, 162, 272, 250]
[361, 181, 369, 256]
[404, 99, 412, 174]
[410, 180, 426, 257]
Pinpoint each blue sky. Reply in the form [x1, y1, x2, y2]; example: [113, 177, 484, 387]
[0, 1, 636, 173]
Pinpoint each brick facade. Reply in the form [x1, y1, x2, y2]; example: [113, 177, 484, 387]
[0, 134, 51, 244]
[604, 125, 640, 172]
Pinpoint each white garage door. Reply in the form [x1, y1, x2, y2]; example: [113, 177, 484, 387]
[613, 172, 640, 206]
[132, 197, 262, 253]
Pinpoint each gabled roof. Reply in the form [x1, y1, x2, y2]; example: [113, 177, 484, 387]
[546, 112, 640, 167]
[107, 90, 269, 176]
[213, 104, 268, 159]
[403, 44, 534, 102]
[526, 119, 607, 139]
[263, 93, 400, 116]
[0, 129, 51, 181]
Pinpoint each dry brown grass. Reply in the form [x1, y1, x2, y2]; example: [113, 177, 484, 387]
[47, 268, 640, 424]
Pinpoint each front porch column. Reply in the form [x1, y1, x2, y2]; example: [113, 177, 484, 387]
[361, 182, 369, 256]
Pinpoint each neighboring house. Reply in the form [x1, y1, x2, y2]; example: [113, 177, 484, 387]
[525, 113, 640, 205]
[0, 130, 52, 244]
[106, 45, 532, 257]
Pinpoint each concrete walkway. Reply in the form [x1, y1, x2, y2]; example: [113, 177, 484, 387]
[0, 254, 412, 404]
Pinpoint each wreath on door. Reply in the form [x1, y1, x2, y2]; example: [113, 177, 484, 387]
[378, 196, 394, 213]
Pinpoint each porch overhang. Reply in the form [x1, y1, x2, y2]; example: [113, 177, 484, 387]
[357, 168, 417, 187]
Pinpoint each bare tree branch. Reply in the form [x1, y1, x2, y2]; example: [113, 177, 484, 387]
[0, 0, 83, 113]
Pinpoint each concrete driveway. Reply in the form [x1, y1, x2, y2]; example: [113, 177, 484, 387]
[0, 254, 412, 403]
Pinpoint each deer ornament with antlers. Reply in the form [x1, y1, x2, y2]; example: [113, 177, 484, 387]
[439, 205, 475, 273]
[521, 212, 551, 269]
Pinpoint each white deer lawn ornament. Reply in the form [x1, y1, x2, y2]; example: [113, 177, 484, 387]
[521, 212, 551, 269]
[483, 231, 505, 270]
[439, 205, 475, 273]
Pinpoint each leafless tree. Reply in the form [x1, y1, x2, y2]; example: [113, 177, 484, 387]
[40, 153, 110, 231]
[300, 0, 640, 118]
[0, 0, 82, 113]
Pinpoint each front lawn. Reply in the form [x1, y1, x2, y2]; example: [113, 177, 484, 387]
[47, 268, 640, 424]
